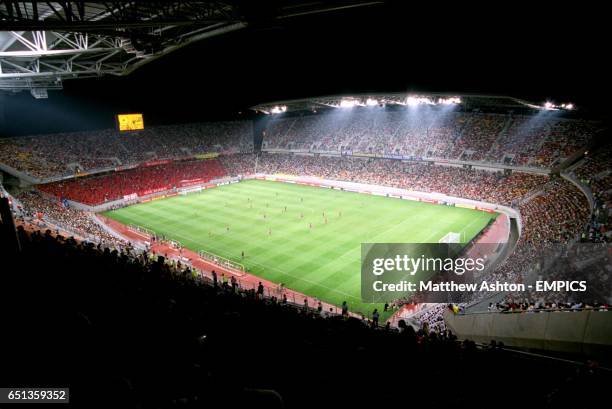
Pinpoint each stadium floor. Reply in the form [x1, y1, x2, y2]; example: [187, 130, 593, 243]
[103, 179, 496, 319]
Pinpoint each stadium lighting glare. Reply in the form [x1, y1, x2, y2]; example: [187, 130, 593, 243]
[542, 101, 574, 111]
[438, 97, 462, 105]
[406, 96, 420, 106]
[339, 99, 358, 108]
[270, 105, 287, 114]
[365, 98, 379, 106]
[406, 96, 435, 106]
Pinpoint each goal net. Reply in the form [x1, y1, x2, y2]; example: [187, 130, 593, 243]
[439, 232, 461, 243]
[179, 186, 202, 195]
[198, 249, 246, 275]
[128, 225, 157, 240]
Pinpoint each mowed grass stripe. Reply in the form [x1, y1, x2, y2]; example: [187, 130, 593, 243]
[104, 179, 496, 319]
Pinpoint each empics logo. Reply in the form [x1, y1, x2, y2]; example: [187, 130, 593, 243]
[536, 281, 587, 292]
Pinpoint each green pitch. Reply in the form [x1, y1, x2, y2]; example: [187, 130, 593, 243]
[103, 179, 496, 321]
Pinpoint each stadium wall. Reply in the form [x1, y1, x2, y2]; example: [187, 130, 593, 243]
[444, 309, 612, 362]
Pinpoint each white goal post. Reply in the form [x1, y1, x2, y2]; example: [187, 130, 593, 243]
[179, 186, 203, 195]
[128, 225, 157, 240]
[198, 249, 245, 274]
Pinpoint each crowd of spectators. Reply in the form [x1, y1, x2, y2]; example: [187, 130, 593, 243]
[519, 179, 590, 244]
[262, 111, 601, 167]
[409, 304, 449, 332]
[462, 178, 592, 306]
[572, 143, 612, 243]
[485, 115, 552, 166]
[219, 153, 257, 176]
[246, 153, 548, 206]
[2, 225, 609, 408]
[504, 238, 611, 307]
[39, 159, 225, 205]
[486, 117, 600, 167]
[489, 301, 609, 312]
[0, 121, 252, 179]
[537, 119, 599, 166]
[0, 112, 600, 181]
[14, 190, 127, 248]
[575, 144, 612, 207]
[451, 113, 508, 160]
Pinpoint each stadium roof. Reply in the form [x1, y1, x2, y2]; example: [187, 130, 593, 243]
[0, 1, 384, 98]
[251, 93, 573, 114]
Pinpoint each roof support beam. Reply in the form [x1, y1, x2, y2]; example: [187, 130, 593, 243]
[0, 47, 122, 57]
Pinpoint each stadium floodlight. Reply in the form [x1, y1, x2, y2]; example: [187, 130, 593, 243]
[366, 98, 379, 106]
[542, 101, 574, 111]
[339, 99, 359, 108]
[270, 105, 287, 114]
[406, 96, 420, 106]
[406, 96, 435, 106]
[438, 97, 462, 105]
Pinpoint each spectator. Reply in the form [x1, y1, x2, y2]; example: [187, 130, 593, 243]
[257, 282, 264, 299]
[342, 301, 348, 316]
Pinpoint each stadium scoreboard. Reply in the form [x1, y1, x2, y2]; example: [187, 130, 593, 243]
[117, 113, 144, 131]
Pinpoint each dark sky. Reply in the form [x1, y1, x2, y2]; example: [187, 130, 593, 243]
[0, 2, 608, 136]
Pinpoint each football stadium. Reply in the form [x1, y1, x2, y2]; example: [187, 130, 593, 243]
[0, 2, 610, 408]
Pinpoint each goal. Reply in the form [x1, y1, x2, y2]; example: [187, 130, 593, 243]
[438, 232, 461, 243]
[128, 224, 157, 240]
[198, 249, 246, 275]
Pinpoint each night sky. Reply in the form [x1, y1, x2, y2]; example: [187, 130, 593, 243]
[0, 2, 607, 136]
